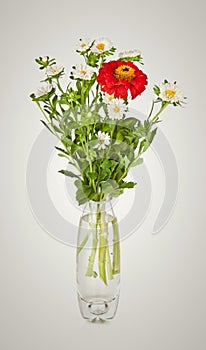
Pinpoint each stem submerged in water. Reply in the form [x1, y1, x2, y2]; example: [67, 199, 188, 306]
[78, 201, 120, 285]
[98, 205, 108, 285]
[85, 210, 99, 277]
[112, 217, 120, 275]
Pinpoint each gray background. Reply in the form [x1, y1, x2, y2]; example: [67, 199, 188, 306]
[1, 0, 206, 349]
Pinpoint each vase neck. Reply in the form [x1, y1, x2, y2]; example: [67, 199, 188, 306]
[83, 197, 113, 215]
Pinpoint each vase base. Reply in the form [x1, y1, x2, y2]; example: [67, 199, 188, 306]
[77, 293, 119, 321]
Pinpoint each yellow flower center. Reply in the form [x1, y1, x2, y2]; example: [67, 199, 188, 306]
[114, 65, 136, 81]
[80, 70, 86, 75]
[96, 43, 105, 51]
[166, 89, 176, 98]
[109, 95, 114, 102]
[81, 43, 86, 48]
[114, 107, 120, 113]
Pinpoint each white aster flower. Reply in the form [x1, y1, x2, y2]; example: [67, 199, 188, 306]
[72, 64, 95, 80]
[46, 64, 64, 76]
[159, 82, 184, 103]
[76, 38, 92, 52]
[91, 37, 113, 54]
[35, 82, 53, 97]
[102, 93, 115, 104]
[118, 49, 141, 59]
[96, 131, 110, 150]
[107, 99, 126, 119]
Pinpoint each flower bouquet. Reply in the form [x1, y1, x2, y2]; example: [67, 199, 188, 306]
[30, 37, 186, 320]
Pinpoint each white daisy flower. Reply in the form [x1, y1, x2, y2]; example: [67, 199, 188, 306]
[159, 82, 184, 103]
[46, 64, 64, 76]
[107, 100, 126, 119]
[35, 82, 53, 97]
[118, 49, 141, 59]
[91, 37, 113, 54]
[96, 131, 110, 150]
[76, 38, 92, 52]
[102, 93, 115, 104]
[71, 64, 95, 80]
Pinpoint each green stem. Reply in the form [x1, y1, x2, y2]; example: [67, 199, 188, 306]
[85, 233, 98, 277]
[112, 217, 120, 275]
[48, 100, 61, 123]
[77, 228, 92, 255]
[106, 247, 113, 280]
[102, 208, 113, 281]
[105, 121, 116, 158]
[56, 78, 65, 94]
[89, 160, 96, 193]
[36, 101, 62, 142]
[85, 205, 99, 277]
[151, 102, 169, 123]
[36, 101, 50, 124]
[98, 236, 107, 285]
[98, 207, 108, 285]
[147, 100, 155, 119]
[81, 80, 85, 105]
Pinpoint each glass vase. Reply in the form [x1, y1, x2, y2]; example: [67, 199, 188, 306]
[76, 197, 120, 321]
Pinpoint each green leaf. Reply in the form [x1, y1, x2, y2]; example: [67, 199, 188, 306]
[76, 80, 81, 93]
[40, 120, 54, 135]
[147, 128, 157, 144]
[100, 159, 118, 174]
[99, 168, 111, 181]
[101, 179, 118, 195]
[119, 117, 137, 129]
[130, 157, 143, 167]
[55, 146, 69, 155]
[74, 180, 91, 205]
[120, 181, 137, 189]
[67, 121, 79, 129]
[153, 85, 160, 96]
[142, 140, 150, 152]
[61, 137, 73, 147]
[76, 158, 89, 172]
[110, 188, 124, 197]
[58, 170, 80, 179]
[52, 124, 63, 133]
[52, 95, 58, 107]
[109, 152, 120, 162]
[57, 153, 69, 159]
[88, 172, 98, 180]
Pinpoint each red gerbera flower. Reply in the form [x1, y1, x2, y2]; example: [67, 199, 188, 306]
[96, 60, 148, 99]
